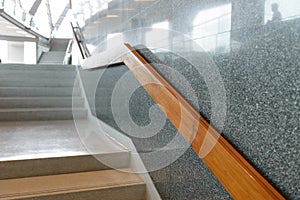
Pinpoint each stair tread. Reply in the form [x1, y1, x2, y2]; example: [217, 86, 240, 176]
[0, 87, 80, 97]
[0, 97, 84, 108]
[0, 78, 75, 81]
[0, 86, 75, 89]
[0, 108, 86, 112]
[0, 97, 83, 100]
[0, 120, 128, 163]
[0, 64, 76, 71]
[0, 69, 75, 73]
[0, 169, 144, 199]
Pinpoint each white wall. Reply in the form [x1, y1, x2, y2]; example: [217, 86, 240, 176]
[24, 41, 37, 64]
[0, 40, 8, 62]
[0, 40, 36, 64]
[7, 41, 24, 63]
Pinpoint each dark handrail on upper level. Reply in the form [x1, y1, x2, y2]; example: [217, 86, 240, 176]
[63, 39, 73, 65]
[70, 22, 91, 59]
[81, 43, 285, 200]
[0, 8, 47, 40]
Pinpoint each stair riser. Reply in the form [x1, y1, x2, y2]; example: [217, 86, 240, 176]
[39, 59, 65, 61]
[0, 79, 78, 87]
[0, 110, 87, 121]
[39, 53, 65, 65]
[0, 88, 81, 97]
[0, 153, 130, 180]
[0, 71, 76, 79]
[17, 185, 146, 200]
[40, 55, 65, 58]
[41, 53, 65, 55]
[0, 98, 84, 108]
[40, 57, 65, 60]
[39, 62, 64, 65]
[51, 39, 70, 51]
[0, 65, 76, 71]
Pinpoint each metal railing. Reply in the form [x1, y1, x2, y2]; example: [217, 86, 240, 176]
[71, 21, 91, 59]
[63, 39, 73, 64]
[0, 0, 51, 37]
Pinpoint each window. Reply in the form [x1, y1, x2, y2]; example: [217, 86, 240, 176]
[146, 21, 169, 48]
[265, 0, 300, 22]
[152, 21, 169, 30]
[192, 3, 232, 53]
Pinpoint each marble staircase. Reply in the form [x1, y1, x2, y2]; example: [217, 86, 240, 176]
[39, 51, 66, 65]
[0, 64, 87, 121]
[0, 63, 147, 200]
[38, 39, 70, 65]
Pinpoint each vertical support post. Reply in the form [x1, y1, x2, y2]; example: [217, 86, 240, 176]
[29, 0, 42, 16]
[45, 0, 54, 32]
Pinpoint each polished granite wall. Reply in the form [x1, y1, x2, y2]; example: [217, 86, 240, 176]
[77, 0, 300, 199]
[79, 64, 232, 200]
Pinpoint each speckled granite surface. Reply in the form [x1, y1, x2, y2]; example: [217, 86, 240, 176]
[134, 23, 300, 198]
[90, 65, 231, 200]
[77, 0, 300, 198]
[83, 24, 300, 198]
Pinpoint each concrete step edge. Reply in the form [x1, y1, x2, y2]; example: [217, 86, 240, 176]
[0, 108, 86, 112]
[0, 169, 145, 200]
[0, 65, 76, 71]
[0, 97, 83, 100]
[0, 97, 84, 108]
[0, 152, 131, 180]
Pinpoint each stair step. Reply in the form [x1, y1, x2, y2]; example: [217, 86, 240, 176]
[0, 64, 76, 71]
[0, 152, 130, 179]
[0, 87, 81, 97]
[51, 39, 70, 51]
[39, 61, 64, 64]
[0, 78, 78, 87]
[0, 108, 87, 121]
[0, 70, 76, 79]
[40, 56, 65, 59]
[41, 51, 65, 54]
[40, 58, 65, 60]
[0, 120, 129, 177]
[0, 169, 146, 200]
[0, 97, 84, 108]
[39, 52, 66, 65]
[40, 55, 65, 57]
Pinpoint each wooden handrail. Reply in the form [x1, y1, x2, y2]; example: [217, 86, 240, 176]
[121, 43, 285, 200]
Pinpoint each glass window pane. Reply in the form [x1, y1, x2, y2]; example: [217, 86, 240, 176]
[265, 0, 300, 22]
[193, 3, 232, 53]
[195, 35, 217, 52]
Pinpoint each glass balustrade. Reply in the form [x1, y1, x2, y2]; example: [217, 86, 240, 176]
[72, 0, 113, 27]
[0, 0, 52, 37]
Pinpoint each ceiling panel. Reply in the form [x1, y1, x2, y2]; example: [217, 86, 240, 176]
[0, 16, 35, 39]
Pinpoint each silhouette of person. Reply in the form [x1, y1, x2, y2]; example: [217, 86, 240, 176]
[271, 3, 282, 22]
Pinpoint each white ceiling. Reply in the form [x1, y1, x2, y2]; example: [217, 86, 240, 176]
[0, 16, 35, 39]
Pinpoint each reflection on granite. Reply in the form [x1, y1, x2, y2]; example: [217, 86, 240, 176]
[217, 21, 300, 199]
[76, 0, 300, 198]
[134, 21, 300, 198]
[91, 65, 231, 199]
[89, 22, 299, 198]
